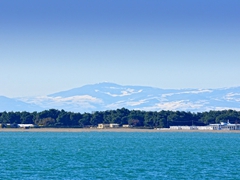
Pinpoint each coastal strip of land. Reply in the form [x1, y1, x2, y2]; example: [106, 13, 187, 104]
[1, 128, 240, 133]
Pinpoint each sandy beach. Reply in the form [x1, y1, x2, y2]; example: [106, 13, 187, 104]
[0, 128, 157, 132]
[1, 128, 240, 133]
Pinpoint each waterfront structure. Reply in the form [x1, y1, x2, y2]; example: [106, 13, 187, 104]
[169, 121, 240, 130]
[97, 123, 120, 128]
[2, 123, 37, 128]
[196, 126, 214, 130]
[209, 121, 240, 130]
[169, 126, 198, 130]
[109, 124, 119, 128]
[97, 124, 110, 129]
[122, 124, 132, 128]
[18, 124, 36, 128]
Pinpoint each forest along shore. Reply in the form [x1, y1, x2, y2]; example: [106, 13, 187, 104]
[1, 109, 240, 129]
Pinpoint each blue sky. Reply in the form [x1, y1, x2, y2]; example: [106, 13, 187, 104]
[0, 0, 240, 97]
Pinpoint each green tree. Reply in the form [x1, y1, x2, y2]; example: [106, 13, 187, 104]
[90, 111, 103, 126]
[56, 110, 70, 126]
[70, 112, 82, 126]
[79, 113, 91, 127]
[128, 110, 144, 126]
[0, 111, 9, 123]
[20, 111, 34, 124]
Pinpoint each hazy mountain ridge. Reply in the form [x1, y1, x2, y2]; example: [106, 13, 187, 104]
[0, 96, 43, 112]
[1, 82, 240, 112]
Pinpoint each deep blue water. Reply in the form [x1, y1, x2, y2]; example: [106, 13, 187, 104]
[0, 132, 240, 180]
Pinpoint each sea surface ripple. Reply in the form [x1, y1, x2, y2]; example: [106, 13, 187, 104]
[0, 132, 240, 179]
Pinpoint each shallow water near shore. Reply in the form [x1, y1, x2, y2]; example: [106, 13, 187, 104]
[0, 132, 240, 179]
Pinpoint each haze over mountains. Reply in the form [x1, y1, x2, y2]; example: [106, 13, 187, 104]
[1, 82, 240, 112]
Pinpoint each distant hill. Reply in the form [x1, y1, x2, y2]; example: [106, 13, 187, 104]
[0, 96, 43, 112]
[1, 82, 240, 112]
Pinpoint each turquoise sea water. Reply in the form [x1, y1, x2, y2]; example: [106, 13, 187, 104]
[0, 132, 240, 180]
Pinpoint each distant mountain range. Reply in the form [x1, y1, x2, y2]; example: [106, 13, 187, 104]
[1, 82, 240, 112]
[0, 96, 43, 112]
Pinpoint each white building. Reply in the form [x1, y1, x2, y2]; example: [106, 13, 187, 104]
[209, 121, 240, 130]
[197, 126, 214, 130]
[18, 124, 36, 128]
[97, 123, 120, 128]
[122, 124, 132, 128]
[169, 121, 240, 131]
[97, 124, 110, 129]
[170, 126, 183, 130]
[169, 126, 197, 130]
[109, 123, 119, 128]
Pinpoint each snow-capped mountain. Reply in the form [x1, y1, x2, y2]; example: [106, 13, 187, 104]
[2, 82, 240, 112]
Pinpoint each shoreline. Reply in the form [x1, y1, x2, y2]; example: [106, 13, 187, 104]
[1, 128, 240, 133]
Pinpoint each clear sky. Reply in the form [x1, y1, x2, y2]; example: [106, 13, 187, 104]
[0, 0, 240, 97]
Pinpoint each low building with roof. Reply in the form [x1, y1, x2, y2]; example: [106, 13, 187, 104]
[109, 123, 119, 128]
[209, 121, 240, 130]
[18, 124, 36, 128]
[97, 124, 110, 129]
[122, 124, 132, 128]
[169, 121, 240, 131]
[97, 123, 120, 128]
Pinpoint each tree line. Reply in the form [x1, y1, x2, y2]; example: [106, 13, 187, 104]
[0, 108, 240, 128]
